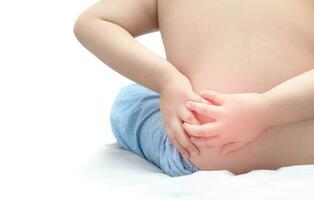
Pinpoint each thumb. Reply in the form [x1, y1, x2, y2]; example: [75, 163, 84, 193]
[199, 90, 225, 105]
[200, 97, 211, 104]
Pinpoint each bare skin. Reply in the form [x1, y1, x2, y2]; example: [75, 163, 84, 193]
[158, 0, 314, 174]
[74, 0, 314, 174]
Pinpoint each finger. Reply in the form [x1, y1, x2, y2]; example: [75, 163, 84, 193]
[185, 101, 221, 118]
[191, 136, 225, 148]
[171, 136, 191, 160]
[199, 90, 225, 105]
[165, 125, 190, 159]
[171, 119, 200, 156]
[200, 97, 211, 104]
[188, 92, 202, 102]
[179, 108, 200, 125]
[221, 142, 247, 155]
[182, 122, 219, 137]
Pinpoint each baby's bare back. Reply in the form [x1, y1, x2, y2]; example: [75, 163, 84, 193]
[158, 0, 314, 173]
[159, 0, 314, 94]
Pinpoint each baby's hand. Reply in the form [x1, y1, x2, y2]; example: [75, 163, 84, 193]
[159, 74, 203, 159]
[182, 90, 271, 155]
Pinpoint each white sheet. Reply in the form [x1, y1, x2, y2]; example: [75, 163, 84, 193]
[81, 143, 314, 200]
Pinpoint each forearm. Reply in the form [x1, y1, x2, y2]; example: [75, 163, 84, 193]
[262, 68, 314, 127]
[73, 16, 181, 93]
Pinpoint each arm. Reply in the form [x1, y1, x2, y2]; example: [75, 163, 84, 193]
[262, 68, 314, 127]
[73, 0, 202, 159]
[73, 0, 179, 93]
[182, 68, 314, 154]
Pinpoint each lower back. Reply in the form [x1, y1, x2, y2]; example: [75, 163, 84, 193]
[159, 0, 314, 93]
[158, 0, 314, 172]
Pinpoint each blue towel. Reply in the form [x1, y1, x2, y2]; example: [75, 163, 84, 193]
[110, 83, 200, 177]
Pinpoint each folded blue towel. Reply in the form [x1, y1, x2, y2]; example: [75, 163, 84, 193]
[110, 83, 200, 177]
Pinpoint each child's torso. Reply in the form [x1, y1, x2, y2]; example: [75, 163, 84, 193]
[158, 0, 314, 94]
[158, 0, 314, 171]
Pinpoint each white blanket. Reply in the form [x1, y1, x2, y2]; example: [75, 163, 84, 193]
[81, 143, 314, 200]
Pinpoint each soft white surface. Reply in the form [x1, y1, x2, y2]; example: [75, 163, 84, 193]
[81, 143, 314, 200]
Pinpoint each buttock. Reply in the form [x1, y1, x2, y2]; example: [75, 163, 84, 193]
[109, 83, 200, 177]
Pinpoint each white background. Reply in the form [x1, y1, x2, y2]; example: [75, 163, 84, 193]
[0, 1, 166, 199]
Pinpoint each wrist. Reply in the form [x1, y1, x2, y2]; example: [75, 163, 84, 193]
[158, 68, 188, 94]
[259, 92, 277, 129]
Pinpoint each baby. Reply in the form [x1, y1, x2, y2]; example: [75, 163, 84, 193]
[73, 0, 314, 176]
